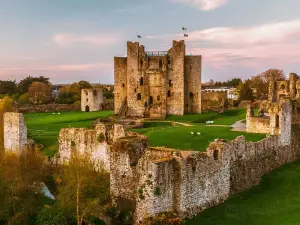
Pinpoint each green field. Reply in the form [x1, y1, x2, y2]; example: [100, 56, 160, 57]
[132, 125, 265, 151]
[131, 109, 265, 151]
[24, 111, 113, 157]
[186, 160, 300, 225]
[166, 108, 246, 125]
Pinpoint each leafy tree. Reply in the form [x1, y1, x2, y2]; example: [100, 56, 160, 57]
[0, 80, 17, 95]
[0, 150, 48, 224]
[250, 69, 286, 100]
[238, 80, 255, 101]
[36, 204, 76, 225]
[28, 82, 53, 104]
[56, 86, 76, 104]
[18, 76, 50, 94]
[18, 93, 30, 104]
[78, 81, 92, 90]
[54, 151, 110, 225]
[0, 97, 14, 148]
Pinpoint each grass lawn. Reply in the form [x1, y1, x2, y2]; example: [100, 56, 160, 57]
[24, 111, 113, 157]
[131, 125, 265, 152]
[167, 108, 246, 125]
[186, 160, 300, 225]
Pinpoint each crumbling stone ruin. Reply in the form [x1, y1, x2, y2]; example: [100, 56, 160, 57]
[109, 99, 300, 224]
[268, 72, 300, 102]
[81, 88, 104, 112]
[57, 122, 125, 171]
[201, 91, 227, 111]
[114, 40, 202, 119]
[56, 97, 300, 224]
[3, 112, 28, 153]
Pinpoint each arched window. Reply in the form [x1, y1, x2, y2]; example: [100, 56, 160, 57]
[275, 114, 280, 128]
[157, 95, 160, 101]
[213, 150, 218, 160]
[167, 90, 171, 97]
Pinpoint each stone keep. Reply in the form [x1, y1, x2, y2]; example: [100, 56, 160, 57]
[81, 88, 104, 112]
[114, 40, 202, 118]
[4, 112, 27, 153]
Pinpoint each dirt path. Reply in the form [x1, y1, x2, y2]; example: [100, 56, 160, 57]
[231, 120, 246, 132]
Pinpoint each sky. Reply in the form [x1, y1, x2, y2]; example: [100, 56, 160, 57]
[0, 0, 300, 84]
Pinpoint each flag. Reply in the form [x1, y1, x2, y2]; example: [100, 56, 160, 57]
[184, 34, 188, 37]
[137, 35, 142, 38]
[182, 27, 187, 30]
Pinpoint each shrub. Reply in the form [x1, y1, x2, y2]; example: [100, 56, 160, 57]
[71, 141, 76, 147]
[18, 93, 29, 104]
[154, 187, 161, 196]
[97, 133, 105, 143]
[142, 212, 185, 225]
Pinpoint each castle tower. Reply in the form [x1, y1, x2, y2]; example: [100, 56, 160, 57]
[289, 73, 298, 99]
[81, 88, 104, 112]
[4, 112, 27, 153]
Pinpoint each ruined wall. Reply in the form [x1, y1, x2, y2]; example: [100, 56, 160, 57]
[246, 105, 270, 134]
[58, 123, 125, 170]
[201, 91, 227, 111]
[81, 88, 104, 112]
[16, 103, 80, 113]
[110, 134, 149, 211]
[167, 41, 185, 116]
[4, 112, 27, 153]
[114, 57, 127, 115]
[184, 56, 202, 113]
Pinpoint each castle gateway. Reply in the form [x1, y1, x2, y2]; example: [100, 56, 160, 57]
[114, 40, 202, 119]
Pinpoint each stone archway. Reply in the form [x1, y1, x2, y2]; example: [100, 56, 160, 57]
[85, 105, 90, 112]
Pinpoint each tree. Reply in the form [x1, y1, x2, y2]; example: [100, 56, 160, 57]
[36, 204, 76, 225]
[78, 81, 92, 90]
[56, 86, 75, 104]
[28, 82, 53, 104]
[18, 93, 30, 104]
[250, 69, 286, 100]
[0, 150, 48, 224]
[0, 80, 17, 95]
[0, 97, 14, 149]
[238, 80, 255, 101]
[18, 76, 50, 94]
[54, 151, 110, 225]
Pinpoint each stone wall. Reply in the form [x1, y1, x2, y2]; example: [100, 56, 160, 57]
[16, 103, 80, 113]
[201, 91, 227, 111]
[107, 99, 300, 224]
[57, 123, 125, 170]
[3, 112, 27, 153]
[81, 88, 104, 112]
[114, 40, 202, 118]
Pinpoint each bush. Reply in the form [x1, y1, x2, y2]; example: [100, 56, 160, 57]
[18, 93, 29, 104]
[36, 204, 75, 225]
[97, 133, 105, 143]
[142, 212, 185, 225]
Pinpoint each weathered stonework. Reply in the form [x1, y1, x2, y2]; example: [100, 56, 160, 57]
[81, 88, 104, 112]
[114, 40, 202, 119]
[201, 91, 227, 111]
[268, 72, 300, 102]
[108, 99, 300, 224]
[57, 122, 125, 171]
[3, 112, 27, 153]
[16, 103, 80, 113]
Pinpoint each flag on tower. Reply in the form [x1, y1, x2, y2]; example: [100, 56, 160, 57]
[184, 34, 188, 37]
[137, 35, 142, 38]
[182, 27, 187, 30]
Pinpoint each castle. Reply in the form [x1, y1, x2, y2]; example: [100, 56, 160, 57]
[114, 40, 202, 118]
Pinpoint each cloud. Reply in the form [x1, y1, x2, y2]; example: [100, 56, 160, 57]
[53, 33, 117, 47]
[170, 0, 228, 11]
[186, 20, 300, 44]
